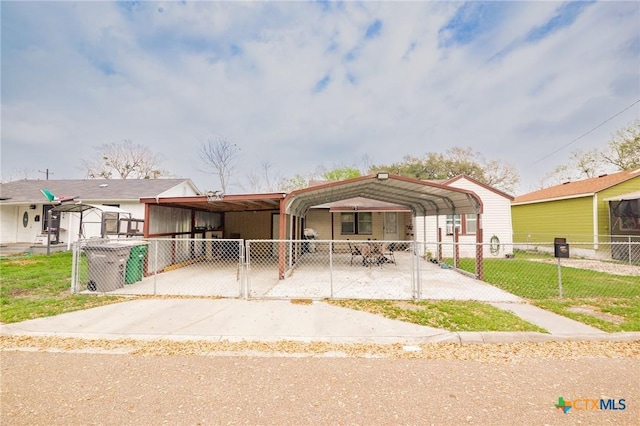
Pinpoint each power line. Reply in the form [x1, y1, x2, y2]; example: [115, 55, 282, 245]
[530, 98, 640, 166]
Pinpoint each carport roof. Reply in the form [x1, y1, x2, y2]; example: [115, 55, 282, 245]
[140, 193, 285, 212]
[139, 174, 483, 217]
[285, 174, 483, 217]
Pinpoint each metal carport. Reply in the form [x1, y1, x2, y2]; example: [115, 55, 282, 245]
[278, 173, 484, 279]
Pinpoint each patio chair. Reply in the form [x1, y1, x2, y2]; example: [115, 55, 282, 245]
[348, 241, 364, 265]
[381, 243, 396, 265]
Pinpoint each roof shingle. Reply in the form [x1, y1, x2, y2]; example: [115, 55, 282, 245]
[0, 179, 197, 203]
[513, 168, 640, 204]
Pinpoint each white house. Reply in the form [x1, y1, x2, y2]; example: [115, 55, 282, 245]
[415, 175, 514, 258]
[0, 179, 200, 248]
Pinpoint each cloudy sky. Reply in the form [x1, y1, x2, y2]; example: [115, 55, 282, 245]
[2, 1, 639, 195]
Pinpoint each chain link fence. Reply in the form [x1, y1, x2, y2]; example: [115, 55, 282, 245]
[71, 238, 639, 301]
[513, 234, 640, 264]
[72, 238, 244, 297]
[432, 241, 640, 300]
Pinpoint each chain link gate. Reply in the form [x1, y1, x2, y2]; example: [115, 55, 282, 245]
[245, 240, 417, 300]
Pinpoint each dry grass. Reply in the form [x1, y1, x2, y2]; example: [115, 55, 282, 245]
[2, 335, 639, 361]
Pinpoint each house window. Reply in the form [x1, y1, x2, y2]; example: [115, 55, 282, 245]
[446, 214, 461, 235]
[341, 213, 355, 234]
[358, 212, 372, 234]
[465, 214, 477, 234]
[341, 212, 372, 235]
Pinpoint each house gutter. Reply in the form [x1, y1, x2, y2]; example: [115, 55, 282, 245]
[512, 193, 594, 206]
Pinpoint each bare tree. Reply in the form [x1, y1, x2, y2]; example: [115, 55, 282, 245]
[2, 167, 37, 182]
[84, 139, 167, 179]
[244, 162, 282, 193]
[572, 148, 605, 178]
[540, 120, 640, 187]
[539, 148, 606, 187]
[358, 154, 374, 175]
[198, 136, 240, 194]
[603, 119, 640, 170]
[276, 174, 309, 192]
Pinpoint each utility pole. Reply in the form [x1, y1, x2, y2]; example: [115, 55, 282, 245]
[38, 169, 53, 180]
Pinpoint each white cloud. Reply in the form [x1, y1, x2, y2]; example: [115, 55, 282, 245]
[2, 1, 638, 194]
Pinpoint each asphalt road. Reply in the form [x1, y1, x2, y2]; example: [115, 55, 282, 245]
[2, 351, 638, 425]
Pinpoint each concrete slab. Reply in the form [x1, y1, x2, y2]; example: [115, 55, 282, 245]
[0, 298, 455, 344]
[2, 299, 637, 344]
[103, 252, 521, 303]
[491, 302, 607, 335]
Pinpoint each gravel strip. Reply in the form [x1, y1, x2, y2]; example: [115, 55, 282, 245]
[2, 335, 639, 361]
[530, 258, 640, 276]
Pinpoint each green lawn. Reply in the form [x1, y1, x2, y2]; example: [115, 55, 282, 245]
[449, 257, 639, 299]
[0, 251, 124, 323]
[330, 299, 546, 333]
[442, 255, 640, 331]
[3, 250, 638, 332]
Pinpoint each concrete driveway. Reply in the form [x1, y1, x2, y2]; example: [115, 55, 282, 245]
[2, 297, 622, 345]
[104, 252, 522, 303]
[0, 298, 455, 344]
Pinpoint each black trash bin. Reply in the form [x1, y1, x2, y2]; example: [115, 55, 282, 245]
[85, 244, 131, 292]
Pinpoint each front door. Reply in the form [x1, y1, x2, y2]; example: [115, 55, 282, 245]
[17, 207, 35, 242]
[383, 212, 399, 241]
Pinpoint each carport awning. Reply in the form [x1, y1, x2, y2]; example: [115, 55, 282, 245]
[284, 174, 483, 217]
[140, 193, 285, 212]
[51, 203, 132, 215]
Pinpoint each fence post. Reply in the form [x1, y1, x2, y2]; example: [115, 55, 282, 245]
[453, 227, 460, 270]
[246, 240, 252, 299]
[240, 239, 246, 298]
[557, 258, 563, 298]
[71, 241, 78, 293]
[329, 241, 334, 299]
[475, 228, 484, 280]
[413, 241, 421, 300]
[416, 243, 421, 300]
[153, 239, 158, 296]
[629, 236, 632, 265]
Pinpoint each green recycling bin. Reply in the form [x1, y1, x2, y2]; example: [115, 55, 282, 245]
[125, 243, 148, 284]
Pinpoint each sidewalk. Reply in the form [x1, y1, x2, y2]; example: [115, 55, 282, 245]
[2, 298, 638, 344]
